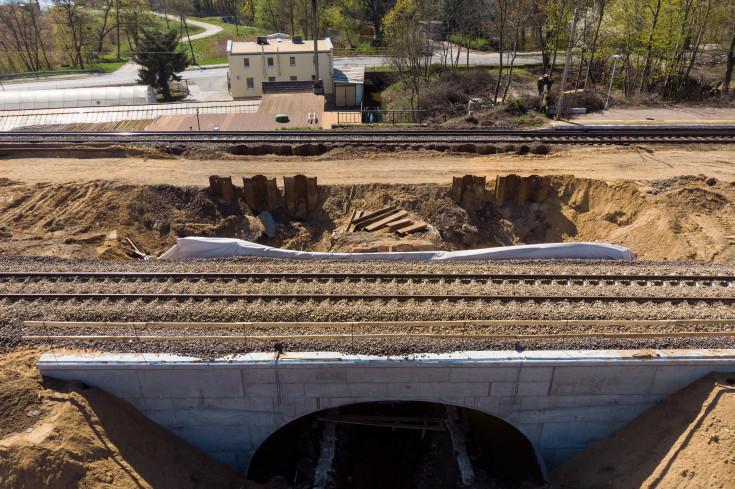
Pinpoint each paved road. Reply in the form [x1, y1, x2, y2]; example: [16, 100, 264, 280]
[153, 13, 223, 41]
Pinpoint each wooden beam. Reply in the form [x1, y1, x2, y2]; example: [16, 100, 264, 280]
[396, 222, 427, 235]
[348, 210, 364, 232]
[364, 210, 409, 232]
[350, 205, 397, 226]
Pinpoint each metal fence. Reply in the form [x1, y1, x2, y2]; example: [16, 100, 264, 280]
[0, 100, 260, 131]
[333, 47, 390, 57]
[336, 110, 424, 125]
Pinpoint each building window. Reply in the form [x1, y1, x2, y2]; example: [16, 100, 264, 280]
[290, 76, 297, 81]
[311, 74, 315, 80]
[267, 57, 274, 67]
[243, 58, 249, 68]
[246, 77, 254, 90]
[268, 76, 276, 82]
[289, 56, 296, 66]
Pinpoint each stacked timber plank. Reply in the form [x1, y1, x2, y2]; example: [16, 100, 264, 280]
[346, 206, 427, 235]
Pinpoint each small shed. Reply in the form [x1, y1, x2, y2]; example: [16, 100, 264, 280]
[0, 86, 157, 110]
[332, 66, 364, 107]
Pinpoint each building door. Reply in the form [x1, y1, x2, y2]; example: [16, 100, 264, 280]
[346, 85, 356, 106]
[336, 84, 346, 107]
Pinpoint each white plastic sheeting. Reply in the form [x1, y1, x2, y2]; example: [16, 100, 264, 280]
[0, 86, 157, 110]
[158, 237, 636, 261]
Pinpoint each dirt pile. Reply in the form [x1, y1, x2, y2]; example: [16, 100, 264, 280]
[1, 175, 734, 262]
[0, 347, 250, 489]
[550, 372, 735, 489]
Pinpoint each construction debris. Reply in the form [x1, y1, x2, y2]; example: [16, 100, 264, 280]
[349, 244, 436, 253]
[208, 175, 234, 205]
[242, 175, 281, 212]
[121, 236, 147, 259]
[347, 206, 427, 235]
[494, 174, 551, 206]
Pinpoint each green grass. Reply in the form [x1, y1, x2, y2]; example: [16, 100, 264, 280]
[184, 16, 265, 64]
[150, 15, 206, 37]
[92, 59, 128, 72]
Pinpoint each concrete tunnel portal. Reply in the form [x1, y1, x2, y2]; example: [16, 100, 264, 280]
[35, 349, 735, 483]
[247, 400, 546, 488]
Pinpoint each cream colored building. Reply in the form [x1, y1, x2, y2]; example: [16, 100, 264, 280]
[226, 38, 335, 99]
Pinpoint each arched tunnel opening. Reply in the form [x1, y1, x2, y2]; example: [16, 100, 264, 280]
[248, 401, 545, 489]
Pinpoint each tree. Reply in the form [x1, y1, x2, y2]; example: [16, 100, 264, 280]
[383, 0, 432, 110]
[132, 28, 190, 100]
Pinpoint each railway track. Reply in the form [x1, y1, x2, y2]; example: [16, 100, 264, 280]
[3, 293, 734, 303]
[3, 271, 733, 303]
[1, 128, 734, 145]
[2, 271, 733, 285]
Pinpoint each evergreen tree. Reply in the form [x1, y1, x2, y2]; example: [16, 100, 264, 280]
[132, 28, 190, 100]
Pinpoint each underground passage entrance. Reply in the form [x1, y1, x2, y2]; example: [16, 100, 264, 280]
[248, 401, 545, 489]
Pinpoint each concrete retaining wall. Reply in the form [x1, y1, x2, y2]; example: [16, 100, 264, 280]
[37, 349, 735, 474]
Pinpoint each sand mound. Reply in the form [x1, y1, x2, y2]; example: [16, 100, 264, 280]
[0, 347, 249, 489]
[550, 372, 735, 489]
[1, 175, 734, 262]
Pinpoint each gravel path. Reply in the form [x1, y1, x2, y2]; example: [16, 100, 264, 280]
[2, 255, 735, 357]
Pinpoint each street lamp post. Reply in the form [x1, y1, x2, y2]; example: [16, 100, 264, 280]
[605, 55, 622, 110]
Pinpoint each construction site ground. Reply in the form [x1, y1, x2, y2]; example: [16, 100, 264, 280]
[2, 143, 735, 488]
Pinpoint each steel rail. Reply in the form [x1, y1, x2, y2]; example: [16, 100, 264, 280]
[21, 331, 735, 342]
[3, 293, 735, 302]
[0, 128, 733, 145]
[2, 271, 733, 283]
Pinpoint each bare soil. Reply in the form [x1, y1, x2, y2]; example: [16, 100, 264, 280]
[550, 372, 735, 489]
[1, 146, 735, 186]
[0, 348, 255, 489]
[1, 172, 734, 262]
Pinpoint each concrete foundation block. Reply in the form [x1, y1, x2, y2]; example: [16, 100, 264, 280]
[351, 366, 451, 383]
[137, 369, 245, 399]
[474, 396, 501, 414]
[279, 366, 349, 383]
[171, 425, 252, 452]
[387, 382, 489, 398]
[516, 423, 545, 447]
[550, 366, 656, 396]
[48, 369, 143, 399]
[449, 366, 520, 383]
[304, 382, 388, 398]
[240, 367, 278, 384]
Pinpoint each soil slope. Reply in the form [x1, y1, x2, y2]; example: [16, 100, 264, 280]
[550, 372, 735, 489]
[0, 348, 249, 489]
[1, 175, 734, 262]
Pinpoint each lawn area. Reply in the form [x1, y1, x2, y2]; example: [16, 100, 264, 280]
[184, 16, 265, 65]
[150, 15, 206, 38]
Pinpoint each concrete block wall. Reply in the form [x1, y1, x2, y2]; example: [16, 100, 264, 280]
[37, 349, 735, 474]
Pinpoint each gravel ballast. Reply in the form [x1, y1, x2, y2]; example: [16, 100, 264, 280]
[2, 255, 735, 357]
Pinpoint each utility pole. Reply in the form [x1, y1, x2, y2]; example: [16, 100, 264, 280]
[312, 0, 323, 94]
[556, 8, 579, 121]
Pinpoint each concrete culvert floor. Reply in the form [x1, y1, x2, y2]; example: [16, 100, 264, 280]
[1, 174, 735, 262]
